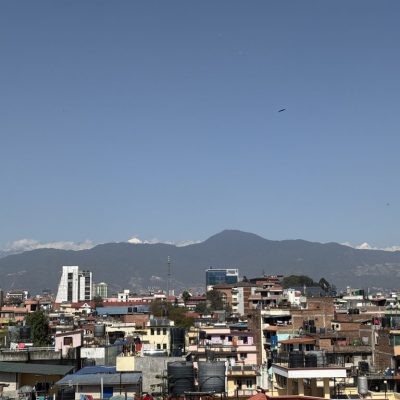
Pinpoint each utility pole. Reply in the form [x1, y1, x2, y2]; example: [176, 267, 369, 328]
[167, 256, 171, 297]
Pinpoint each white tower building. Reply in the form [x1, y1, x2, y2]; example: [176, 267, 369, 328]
[56, 266, 92, 303]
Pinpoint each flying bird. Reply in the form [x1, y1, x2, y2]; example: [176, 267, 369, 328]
[278, 108, 286, 113]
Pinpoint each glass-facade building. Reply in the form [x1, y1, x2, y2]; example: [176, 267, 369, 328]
[206, 268, 239, 291]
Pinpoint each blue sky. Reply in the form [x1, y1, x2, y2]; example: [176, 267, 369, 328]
[1, 1, 400, 250]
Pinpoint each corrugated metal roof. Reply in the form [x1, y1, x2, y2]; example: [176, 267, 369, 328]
[96, 306, 149, 315]
[0, 362, 74, 375]
[56, 372, 142, 386]
[279, 337, 316, 344]
[75, 366, 116, 375]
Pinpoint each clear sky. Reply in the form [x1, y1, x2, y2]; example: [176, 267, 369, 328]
[1, 1, 400, 250]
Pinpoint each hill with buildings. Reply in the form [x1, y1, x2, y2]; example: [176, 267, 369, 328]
[1, 230, 400, 294]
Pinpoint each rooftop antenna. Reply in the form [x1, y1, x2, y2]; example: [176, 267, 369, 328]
[167, 256, 171, 297]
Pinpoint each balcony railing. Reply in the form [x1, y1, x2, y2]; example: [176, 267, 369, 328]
[272, 351, 345, 368]
[228, 365, 258, 375]
[236, 389, 257, 396]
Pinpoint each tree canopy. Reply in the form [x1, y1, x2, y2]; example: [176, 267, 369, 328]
[206, 290, 224, 311]
[25, 310, 52, 346]
[282, 275, 334, 293]
[150, 300, 194, 329]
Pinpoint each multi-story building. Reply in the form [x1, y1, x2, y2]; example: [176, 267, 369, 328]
[187, 324, 262, 396]
[55, 266, 93, 303]
[94, 282, 108, 298]
[206, 268, 239, 291]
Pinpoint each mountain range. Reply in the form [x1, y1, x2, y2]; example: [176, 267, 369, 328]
[1, 230, 400, 294]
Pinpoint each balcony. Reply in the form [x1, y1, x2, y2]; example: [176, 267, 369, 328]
[271, 351, 347, 380]
[272, 351, 345, 368]
[227, 365, 259, 376]
[188, 344, 238, 354]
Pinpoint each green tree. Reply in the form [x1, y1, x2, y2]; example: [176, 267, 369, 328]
[25, 310, 52, 346]
[282, 275, 318, 289]
[182, 291, 191, 306]
[318, 278, 331, 292]
[194, 302, 208, 314]
[206, 290, 223, 311]
[150, 300, 194, 329]
[93, 295, 104, 307]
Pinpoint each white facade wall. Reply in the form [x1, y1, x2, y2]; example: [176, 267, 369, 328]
[56, 266, 79, 303]
[56, 266, 92, 303]
[79, 276, 86, 301]
[237, 287, 245, 315]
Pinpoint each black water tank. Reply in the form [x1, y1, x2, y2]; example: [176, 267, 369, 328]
[170, 327, 186, 357]
[94, 324, 106, 338]
[198, 361, 226, 393]
[20, 326, 31, 340]
[167, 361, 195, 396]
[289, 352, 304, 368]
[82, 358, 96, 367]
[358, 361, 369, 373]
[305, 354, 318, 368]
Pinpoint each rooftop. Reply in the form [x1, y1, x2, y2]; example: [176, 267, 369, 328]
[57, 372, 142, 386]
[0, 362, 74, 375]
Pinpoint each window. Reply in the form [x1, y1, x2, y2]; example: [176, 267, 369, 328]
[157, 344, 161, 349]
[240, 353, 247, 359]
[163, 328, 167, 335]
[163, 344, 167, 349]
[63, 337, 73, 345]
[157, 328, 161, 335]
[151, 328, 154, 335]
[246, 380, 253, 389]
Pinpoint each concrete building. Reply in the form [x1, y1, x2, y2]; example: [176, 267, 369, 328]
[55, 266, 93, 303]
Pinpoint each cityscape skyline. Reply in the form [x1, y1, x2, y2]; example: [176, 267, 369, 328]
[2, 1, 400, 250]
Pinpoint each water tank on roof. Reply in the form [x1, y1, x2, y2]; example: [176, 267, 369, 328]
[19, 326, 31, 340]
[94, 324, 106, 337]
[358, 361, 369, 373]
[288, 352, 304, 368]
[304, 354, 317, 368]
[309, 326, 317, 333]
[170, 327, 185, 357]
[198, 361, 226, 393]
[308, 350, 325, 367]
[83, 358, 96, 367]
[167, 361, 195, 396]
[358, 376, 369, 395]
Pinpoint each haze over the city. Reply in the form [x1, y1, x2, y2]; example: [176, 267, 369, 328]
[1, 1, 400, 251]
